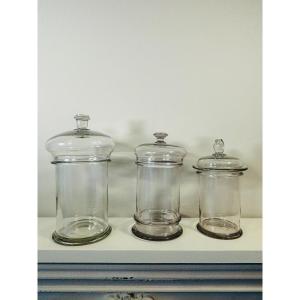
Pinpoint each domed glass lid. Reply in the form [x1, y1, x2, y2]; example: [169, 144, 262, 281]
[46, 114, 115, 163]
[135, 132, 187, 165]
[193, 139, 248, 171]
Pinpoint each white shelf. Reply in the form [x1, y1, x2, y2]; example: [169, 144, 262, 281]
[38, 217, 262, 264]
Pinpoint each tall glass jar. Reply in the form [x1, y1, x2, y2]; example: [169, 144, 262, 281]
[46, 114, 114, 245]
[193, 139, 248, 240]
[132, 132, 187, 241]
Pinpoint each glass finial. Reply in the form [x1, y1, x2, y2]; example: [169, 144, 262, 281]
[74, 114, 90, 129]
[213, 139, 225, 155]
[154, 132, 168, 144]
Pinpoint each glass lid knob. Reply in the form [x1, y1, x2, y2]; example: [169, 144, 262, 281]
[213, 138, 225, 157]
[74, 114, 90, 129]
[154, 132, 168, 144]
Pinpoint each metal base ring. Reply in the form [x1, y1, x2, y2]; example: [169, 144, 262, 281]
[132, 224, 183, 241]
[52, 225, 112, 246]
[196, 223, 243, 240]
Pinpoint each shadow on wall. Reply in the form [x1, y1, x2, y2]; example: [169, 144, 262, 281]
[235, 144, 262, 217]
[108, 120, 145, 217]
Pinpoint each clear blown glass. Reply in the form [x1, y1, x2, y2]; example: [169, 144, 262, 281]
[132, 132, 186, 241]
[46, 114, 114, 245]
[193, 139, 247, 240]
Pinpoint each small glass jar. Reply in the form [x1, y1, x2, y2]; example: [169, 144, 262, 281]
[46, 114, 114, 245]
[132, 132, 187, 241]
[193, 139, 248, 240]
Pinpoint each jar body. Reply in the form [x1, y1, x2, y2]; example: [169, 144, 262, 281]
[53, 161, 111, 245]
[132, 163, 182, 241]
[197, 171, 242, 239]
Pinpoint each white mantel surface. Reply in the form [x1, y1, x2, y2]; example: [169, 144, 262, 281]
[38, 218, 262, 264]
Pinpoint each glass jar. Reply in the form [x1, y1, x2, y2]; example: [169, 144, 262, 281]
[46, 114, 114, 245]
[193, 139, 248, 240]
[132, 132, 187, 241]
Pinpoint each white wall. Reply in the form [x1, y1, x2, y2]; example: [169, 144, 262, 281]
[38, 0, 262, 217]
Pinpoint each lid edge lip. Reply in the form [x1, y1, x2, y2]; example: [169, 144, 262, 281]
[51, 159, 111, 164]
[197, 154, 239, 160]
[137, 161, 183, 166]
[135, 142, 185, 149]
[192, 165, 248, 172]
[51, 155, 112, 164]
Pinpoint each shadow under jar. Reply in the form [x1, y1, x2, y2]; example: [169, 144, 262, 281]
[46, 114, 114, 246]
[132, 132, 187, 241]
[193, 139, 248, 240]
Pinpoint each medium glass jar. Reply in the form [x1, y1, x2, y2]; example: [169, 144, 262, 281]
[46, 114, 114, 245]
[193, 139, 248, 240]
[132, 132, 187, 241]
